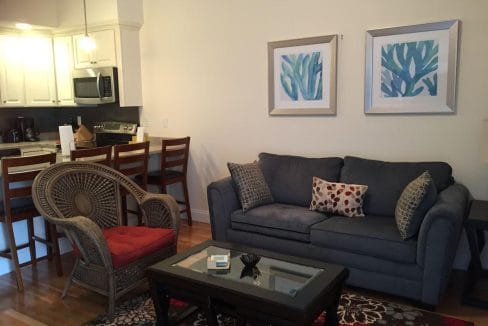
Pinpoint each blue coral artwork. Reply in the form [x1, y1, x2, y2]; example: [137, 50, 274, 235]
[380, 40, 439, 98]
[279, 52, 324, 102]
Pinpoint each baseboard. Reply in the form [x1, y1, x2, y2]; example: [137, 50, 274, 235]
[189, 209, 210, 223]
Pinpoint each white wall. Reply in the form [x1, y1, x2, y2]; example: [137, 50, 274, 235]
[139, 0, 488, 267]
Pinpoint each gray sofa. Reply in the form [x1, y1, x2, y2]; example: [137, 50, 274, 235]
[207, 153, 470, 306]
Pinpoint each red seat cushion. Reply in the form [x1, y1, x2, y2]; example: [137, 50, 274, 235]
[103, 226, 175, 268]
[74, 226, 175, 269]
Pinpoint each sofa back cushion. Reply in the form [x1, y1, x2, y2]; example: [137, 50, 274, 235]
[258, 152, 344, 207]
[340, 156, 453, 216]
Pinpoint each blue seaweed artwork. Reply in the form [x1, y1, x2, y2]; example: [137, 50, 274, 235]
[381, 40, 438, 98]
[280, 52, 323, 101]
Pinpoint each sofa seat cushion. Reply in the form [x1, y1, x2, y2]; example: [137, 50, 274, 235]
[258, 153, 343, 207]
[310, 215, 417, 263]
[340, 156, 453, 216]
[231, 203, 328, 242]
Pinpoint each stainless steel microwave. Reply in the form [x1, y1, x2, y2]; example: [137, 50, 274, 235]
[73, 67, 118, 105]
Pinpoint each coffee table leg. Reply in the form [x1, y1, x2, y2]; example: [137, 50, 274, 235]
[149, 278, 170, 326]
[324, 289, 341, 326]
[206, 297, 219, 326]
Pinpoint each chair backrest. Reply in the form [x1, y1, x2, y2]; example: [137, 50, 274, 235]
[71, 146, 112, 166]
[113, 141, 149, 189]
[32, 161, 148, 229]
[1, 153, 56, 218]
[161, 137, 190, 178]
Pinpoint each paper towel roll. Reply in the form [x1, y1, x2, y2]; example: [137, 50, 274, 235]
[59, 125, 75, 156]
[136, 127, 145, 142]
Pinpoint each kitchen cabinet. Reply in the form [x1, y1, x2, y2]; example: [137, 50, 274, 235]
[53, 36, 76, 106]
[0, 35, 25, 106]
[73, 29, 117, 69]
[0, 35, 56, 107]
[23, 36, 57, 106]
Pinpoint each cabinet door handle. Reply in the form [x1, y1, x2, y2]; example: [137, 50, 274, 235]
[52, 100, 56, 103]
[2, 100, 6, 104]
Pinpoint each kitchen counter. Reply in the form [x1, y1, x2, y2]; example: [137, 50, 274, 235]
[0, 137, 163, 176]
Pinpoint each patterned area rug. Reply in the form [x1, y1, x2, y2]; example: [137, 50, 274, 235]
[85, 291, 473, 326]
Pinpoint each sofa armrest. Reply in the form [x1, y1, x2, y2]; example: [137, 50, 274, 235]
[207, 177, 241, 241]
[416, 182, 469, 304]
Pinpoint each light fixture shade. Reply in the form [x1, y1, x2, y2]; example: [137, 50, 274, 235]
[481, 119, 488, 162]
[79, 35, 96, 52]
[15, 23, 32, 30]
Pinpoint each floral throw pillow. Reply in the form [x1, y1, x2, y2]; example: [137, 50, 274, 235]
[310, 177, 368, 217]
[228, 162, 274, 212]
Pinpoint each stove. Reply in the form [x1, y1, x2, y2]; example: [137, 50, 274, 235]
[93, 121, 138, 146]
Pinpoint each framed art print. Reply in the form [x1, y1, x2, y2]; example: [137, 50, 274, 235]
[364, 20, 459, 114]
[268, 35, 337, 116]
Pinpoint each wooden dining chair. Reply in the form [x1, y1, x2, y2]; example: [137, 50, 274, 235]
[0, 152, 62, 291]
[70, 146, 112, 166]
[113, 141, 149, 225]
[147, 137, 192, 225]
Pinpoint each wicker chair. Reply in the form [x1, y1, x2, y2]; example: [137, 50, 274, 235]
[31, 162, 180, 316]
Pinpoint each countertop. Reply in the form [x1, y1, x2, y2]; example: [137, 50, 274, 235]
[0, 138, 163, 154]
[0, 137, 163, 176]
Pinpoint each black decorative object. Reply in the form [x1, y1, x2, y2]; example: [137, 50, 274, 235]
[240, 253, 261, 267]
[240, 266, 261, 280]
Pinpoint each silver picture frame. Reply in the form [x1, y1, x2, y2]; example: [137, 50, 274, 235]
[268, 35, 337, 116]
[364, 20, 460, 114]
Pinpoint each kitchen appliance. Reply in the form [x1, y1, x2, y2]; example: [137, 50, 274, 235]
[2, 129, 20, 143]
[93, 121, 138, 146]
[17, 116, 40, 142]
[73, 67, 118, 105]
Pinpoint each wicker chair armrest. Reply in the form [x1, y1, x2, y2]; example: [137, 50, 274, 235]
[56, 215, 113, 271]
[140, 193, 180, 236]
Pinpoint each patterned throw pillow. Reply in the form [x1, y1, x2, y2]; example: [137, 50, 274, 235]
[310, 177, 368, 217]
[228, 162, 274, 212]
[395, 171, 437, 240]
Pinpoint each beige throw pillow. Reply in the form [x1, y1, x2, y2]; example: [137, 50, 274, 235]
[310, 177, 368, 217]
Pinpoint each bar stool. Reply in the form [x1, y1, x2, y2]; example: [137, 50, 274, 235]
[70, 146, 112, 166]
[0, 153, 61, 291]
[113, 141, 149, 225]
[147, 137, 192, 225]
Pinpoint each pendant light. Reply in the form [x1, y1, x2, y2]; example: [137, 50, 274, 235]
[79, 0, 96, 52]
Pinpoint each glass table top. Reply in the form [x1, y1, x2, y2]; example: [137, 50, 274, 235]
[173, 245, 323, 297]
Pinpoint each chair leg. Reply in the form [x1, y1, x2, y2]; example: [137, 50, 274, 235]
[5, 218, 24, 291]
[27, 218, 36, 267]
[49, 223, 63, 277]
[108, 276, 116, 317]
[44, 220, 53, 261]
[182, 178, 192, 226]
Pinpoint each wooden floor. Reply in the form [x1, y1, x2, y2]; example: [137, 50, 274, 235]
[0, 221, 486, 325]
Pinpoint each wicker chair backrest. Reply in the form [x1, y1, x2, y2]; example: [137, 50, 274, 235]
[32, 162, 146, 226]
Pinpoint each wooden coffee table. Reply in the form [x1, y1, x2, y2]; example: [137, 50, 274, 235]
[147, 240, 348, 325]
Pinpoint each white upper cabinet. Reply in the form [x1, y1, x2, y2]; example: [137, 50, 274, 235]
[73, 29, 117, 68]
[53, 36, 76, 106]
[0, 35, 56, 107]
[0, 35, 25, 107]
[23, 36, 57, 106]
